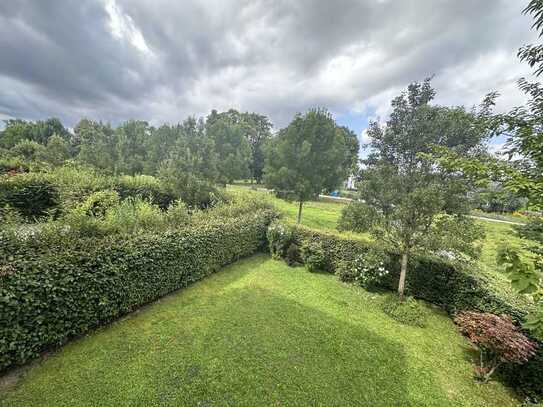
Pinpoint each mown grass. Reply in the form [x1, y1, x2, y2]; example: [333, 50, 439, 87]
[0, 256, 521, 406]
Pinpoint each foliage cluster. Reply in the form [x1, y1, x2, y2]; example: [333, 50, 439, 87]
[336, 249, 390, 289]
[263, 108, 358, 223]
[300, 241, 327, 272]
[381, 296, 428, 328]
[455, 312, 538, 382]
[338, 80, 491, 299]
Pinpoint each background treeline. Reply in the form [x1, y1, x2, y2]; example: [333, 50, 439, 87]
[0, 110, 272, 184]
[0, 108, 359, 212]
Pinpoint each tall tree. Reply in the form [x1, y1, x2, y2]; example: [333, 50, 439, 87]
[338, 81, 490, 299]
[114, 120, 150, 175]
[337, 126, 360, 177]
[0, 118, 69, 148]
[206, 114, 251, 184]
[74, 119, 117, 172]
[206, 109, 272, 183]
[157, 117, 219, 208]
[499, 0, 543, 209]
[263, 108, 349, 223]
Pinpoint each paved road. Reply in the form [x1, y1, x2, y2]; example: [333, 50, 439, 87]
[469, 215, 525, 226]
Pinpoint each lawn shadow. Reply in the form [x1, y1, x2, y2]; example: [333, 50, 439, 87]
[148, 287, 412, 406]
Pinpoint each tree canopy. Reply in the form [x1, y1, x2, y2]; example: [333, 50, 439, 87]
[263, 108, 351, 223]
[339, 80, 489, 299]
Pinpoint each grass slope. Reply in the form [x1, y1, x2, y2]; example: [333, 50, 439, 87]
[1, 256, 520, 406]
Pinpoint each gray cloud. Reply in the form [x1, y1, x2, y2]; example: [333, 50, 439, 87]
[0, 0, 538, 128]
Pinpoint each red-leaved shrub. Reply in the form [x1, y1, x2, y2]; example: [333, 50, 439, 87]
[455, 311, 538, 382]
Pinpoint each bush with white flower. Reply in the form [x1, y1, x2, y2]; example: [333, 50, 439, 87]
[336, 248, 390, 289]
[266, 222, 296, 259]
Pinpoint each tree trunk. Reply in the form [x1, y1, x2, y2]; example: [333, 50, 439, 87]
[297, 200, 303, 224]
[398, 251, 409, 301]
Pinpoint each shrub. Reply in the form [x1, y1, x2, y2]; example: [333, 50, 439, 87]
[79, 190, 120, 217]
[0, 210, 275, 371]
[0, 205, 24, 226]
[104, 198, 166, 235]
[515, 216, 543, 254]
[301, 240, 327, 272]
[197, 191, 272, 220]
[63, 207, 107, 238]
[114, 175, 175, 209]
[176, 178, 225, 209]
[381, 296, 428, 328]
[285, 243, 302, 266]
[0, 156, 29, 175]
[47, 165, 114, 211]
[267, 222, 297, 259]
[336, 249, 390, 289]
[10, 139, 46, 161]
[165, 199, 190, 228]
[0, 172, 59, 219]
[454, 311, 538, 382]
[335, 260, 360, 283]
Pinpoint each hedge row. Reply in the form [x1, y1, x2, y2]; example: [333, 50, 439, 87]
[0, 211, 274, 371]
[270, 222, 543, 400]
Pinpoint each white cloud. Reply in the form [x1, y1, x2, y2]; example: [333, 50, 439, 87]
[104, 0, 153, 56]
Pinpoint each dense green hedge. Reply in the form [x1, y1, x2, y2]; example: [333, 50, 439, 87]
[0, 211, 274, 371]
[268, 222, 542, 400]
[113, 175, 176, 209]
[0, 173, 60, 219]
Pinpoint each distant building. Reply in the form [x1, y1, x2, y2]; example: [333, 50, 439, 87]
[345, 175, 356, 190]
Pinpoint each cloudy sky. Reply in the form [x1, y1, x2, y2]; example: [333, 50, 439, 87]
[0, 0, 538, 143]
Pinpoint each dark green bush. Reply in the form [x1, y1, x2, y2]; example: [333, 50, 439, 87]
[266, 222, 297, 259]
[285, 243, 302, 266]
[45, 165, 114, 211]
[336, 248, 391, 289]
[301, 241, 327, 272]
[114, 175, 176, 209]
[0, 210, 275, 371]
[78, 190, 120, 217]
[381, 296, 428, 328]
[0, 173, 59, 219]
[0, 156, 29, 175]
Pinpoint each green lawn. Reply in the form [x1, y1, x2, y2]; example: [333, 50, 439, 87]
[0, 256, 520, 406]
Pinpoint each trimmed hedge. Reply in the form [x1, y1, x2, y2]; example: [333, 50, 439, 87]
[0, 211, 274, 371]
[268, 222, 542, 400]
